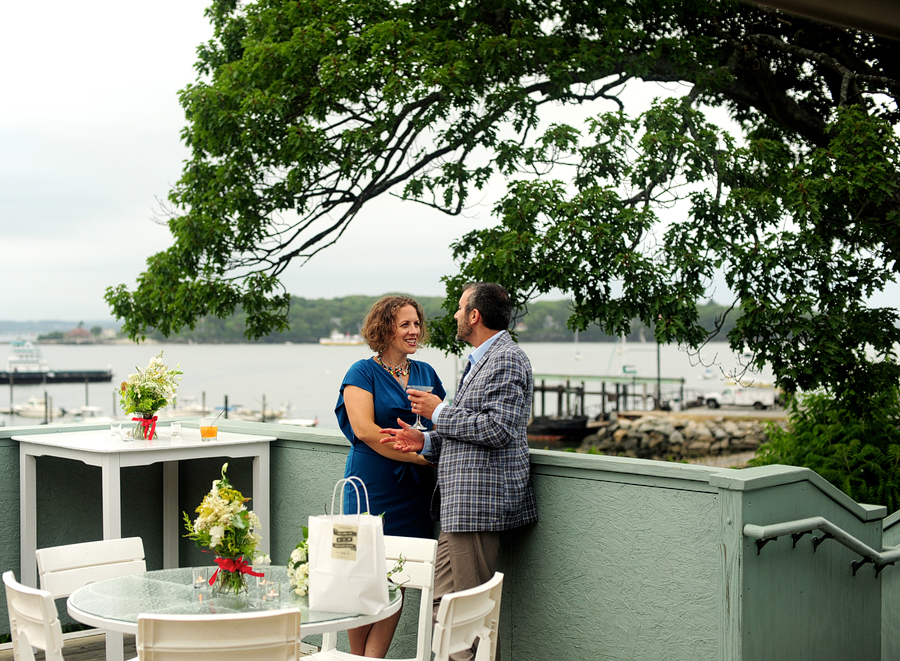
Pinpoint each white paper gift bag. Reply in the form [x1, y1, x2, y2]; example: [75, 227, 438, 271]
[308, 476, 389, 614]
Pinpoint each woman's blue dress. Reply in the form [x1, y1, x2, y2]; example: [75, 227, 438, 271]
[335, 358, 446, 538]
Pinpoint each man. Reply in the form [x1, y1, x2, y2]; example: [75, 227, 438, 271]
[381, 282, 537, 660]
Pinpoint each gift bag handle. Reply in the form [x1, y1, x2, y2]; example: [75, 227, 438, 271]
[330, 476, 372, 519]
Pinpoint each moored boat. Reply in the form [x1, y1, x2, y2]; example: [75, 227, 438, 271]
[61, 405, 114, 424]
[319, 329, 365, 346]
[277, 417, 318, 427]
[13, 396, 63, 419]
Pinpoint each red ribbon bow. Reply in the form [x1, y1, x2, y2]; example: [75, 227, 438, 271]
[131, 415, 158, 440]
[210, 556, 265, 585]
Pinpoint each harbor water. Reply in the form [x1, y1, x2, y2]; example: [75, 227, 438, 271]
[0, 341, 776, 429]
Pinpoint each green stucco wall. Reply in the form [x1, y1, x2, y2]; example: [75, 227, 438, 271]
[739, 478, 881, 660]
[1, 422, 896, 660]
[881, 512, 900, 661]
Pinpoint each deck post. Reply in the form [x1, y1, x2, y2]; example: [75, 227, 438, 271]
[540, 380, 546, 416]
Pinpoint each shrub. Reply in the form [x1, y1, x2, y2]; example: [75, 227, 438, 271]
[750, 387, 900, 512]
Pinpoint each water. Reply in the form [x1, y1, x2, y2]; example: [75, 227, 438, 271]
[0, 341, 774, 429]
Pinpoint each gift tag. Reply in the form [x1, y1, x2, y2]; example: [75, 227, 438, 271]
[332, 524, 359, 561]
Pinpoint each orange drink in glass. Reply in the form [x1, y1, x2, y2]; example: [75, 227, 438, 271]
[199, 417, 217, 441]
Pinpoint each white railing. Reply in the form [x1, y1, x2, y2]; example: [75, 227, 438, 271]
[744, 517, 900, 576]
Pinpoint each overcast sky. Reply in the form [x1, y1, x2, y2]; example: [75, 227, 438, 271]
[2, 1, 896, 325]
[0, 0, 499, 324]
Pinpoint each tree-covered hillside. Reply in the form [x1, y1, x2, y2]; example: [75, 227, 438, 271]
[146, 296, 735, 345]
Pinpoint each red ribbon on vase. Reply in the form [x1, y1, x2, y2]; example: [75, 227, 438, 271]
[210, 555, 265, 585]
[131, 415, 158, 440]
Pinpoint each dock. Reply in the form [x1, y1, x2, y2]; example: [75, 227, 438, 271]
[532, 373, 688, 419]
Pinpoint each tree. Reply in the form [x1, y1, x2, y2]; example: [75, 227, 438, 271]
[106, 0, 900, 407]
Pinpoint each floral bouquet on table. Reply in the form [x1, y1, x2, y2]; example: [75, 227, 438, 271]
[287, 527, 310, 596]
[119, 351, 182, 440]
[183, 463, 265, 595]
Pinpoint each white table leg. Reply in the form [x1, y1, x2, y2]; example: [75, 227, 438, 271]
[253, 447, 271, 555]
[20, 449, 37, 587]
[100, 454, 122, 540]
[163, 461, 178, 568]
[100, 455, 126, 661]
[105, 631, 125, 661]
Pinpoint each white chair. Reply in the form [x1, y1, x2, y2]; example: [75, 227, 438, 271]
[4, 570, 66, 661]
[36, 537, 147, 598]
[432, 572, 504, 661]
[136, 610, 302, 660]
[36, 537, 146, 661]
[310, 535, 438, 661]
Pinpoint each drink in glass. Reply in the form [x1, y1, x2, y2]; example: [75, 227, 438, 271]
[199, 417, 217, 441]
[406, 385, 435, 430]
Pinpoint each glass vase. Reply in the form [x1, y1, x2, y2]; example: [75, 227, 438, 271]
[132, 412, 158, 440]
[212, 559, 249, 596]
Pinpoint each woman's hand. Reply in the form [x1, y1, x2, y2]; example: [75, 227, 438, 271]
[344, 386, 423, 463]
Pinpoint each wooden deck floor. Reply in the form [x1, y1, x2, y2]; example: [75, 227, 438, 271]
[0, 633, 135, 660]
[0, 632, 319, 659]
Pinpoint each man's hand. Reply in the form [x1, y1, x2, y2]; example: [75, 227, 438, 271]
[380, 418, 425, 453]
[407, 388, 442, 421]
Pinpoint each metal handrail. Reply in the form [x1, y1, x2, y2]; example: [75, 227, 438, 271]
[744, 517, 900, 577]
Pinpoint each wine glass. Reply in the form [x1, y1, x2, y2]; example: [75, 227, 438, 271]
[406, 385, 434, 430]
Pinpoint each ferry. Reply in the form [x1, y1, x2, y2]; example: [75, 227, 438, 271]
[1, 338, 113, 385]
[7, 339, 50, 372]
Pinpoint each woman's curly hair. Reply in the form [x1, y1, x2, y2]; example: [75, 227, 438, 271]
[360, 295, 429, 354]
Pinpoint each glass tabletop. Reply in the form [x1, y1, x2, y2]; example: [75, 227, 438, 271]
[67, 566, 401, 634]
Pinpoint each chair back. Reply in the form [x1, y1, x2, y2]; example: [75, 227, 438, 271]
[4, 570, 66, 661]
[36, 537, 146, 598]
[136, 610, 302, 661]
[432, 572, 504, 661]
[317, 534, 438, 661]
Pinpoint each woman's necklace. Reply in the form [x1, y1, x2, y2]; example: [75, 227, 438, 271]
[375, 353, 410, 378]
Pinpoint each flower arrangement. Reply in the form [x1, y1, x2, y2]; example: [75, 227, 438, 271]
[183, 463, 264, 594]
[287, 527, 310, 596]
[119, 351, 182, 439]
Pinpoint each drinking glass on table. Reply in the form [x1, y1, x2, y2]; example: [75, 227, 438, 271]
[199, 417, 217, 441]
[406, 385, 434, 431]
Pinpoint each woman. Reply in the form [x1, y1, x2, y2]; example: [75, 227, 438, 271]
[335, 295, 446, 657]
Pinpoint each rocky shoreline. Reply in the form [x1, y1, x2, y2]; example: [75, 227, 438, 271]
[577, 413, 784, 462]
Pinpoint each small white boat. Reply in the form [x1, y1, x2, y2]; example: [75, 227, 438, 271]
[7, 339, 50, 373]
[319, 330, 365, 346]
[14, 396, 63, 419]
[61, 406, 114, 424]
[234, 406, 286, 422]
[700, 368, 717, 380]
[168, 396, 212, 416]
[277, 417, 318, 428]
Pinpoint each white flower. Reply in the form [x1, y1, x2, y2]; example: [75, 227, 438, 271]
[209, 525, 225, 549]
[288, 563, 309, 596]
[253, 554, 271, 567]
[290, 546, 307, 564]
